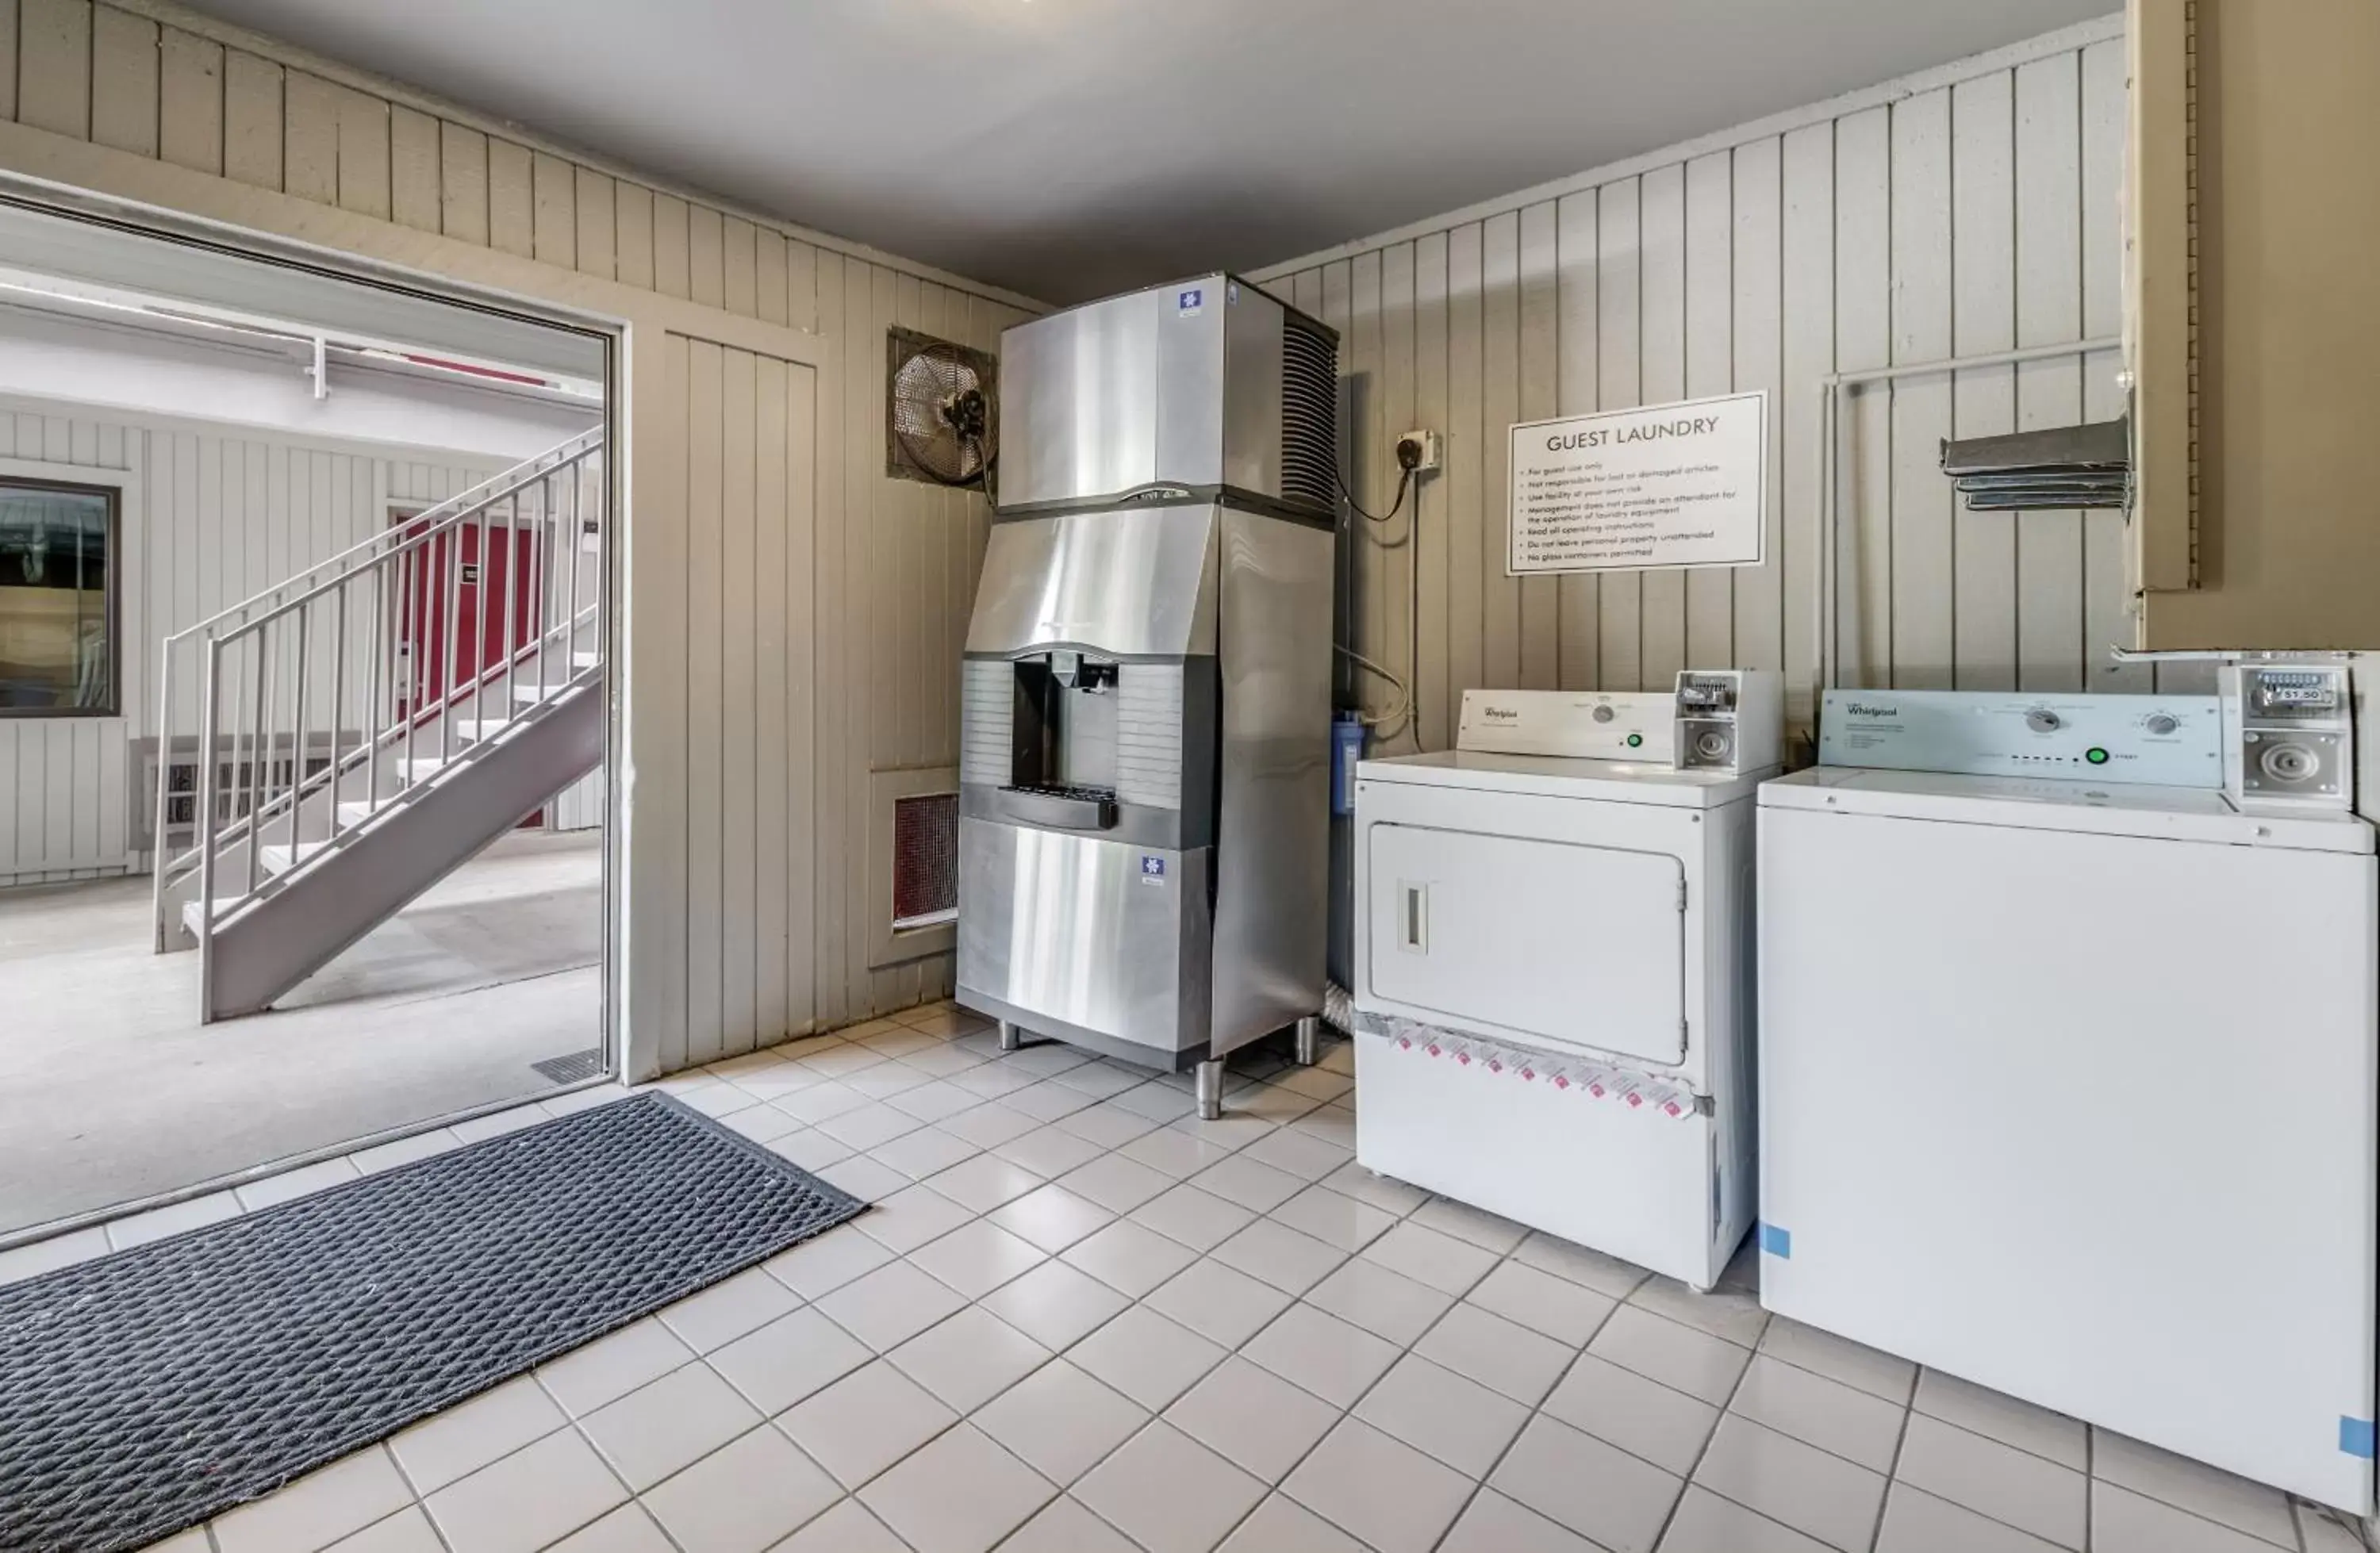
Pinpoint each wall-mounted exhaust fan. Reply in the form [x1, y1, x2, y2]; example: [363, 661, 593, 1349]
[886, 327, 998, 489]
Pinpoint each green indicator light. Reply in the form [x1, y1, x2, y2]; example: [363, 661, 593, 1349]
[2085, 747, 2110, 765]
[1626, 734, 1643, 748]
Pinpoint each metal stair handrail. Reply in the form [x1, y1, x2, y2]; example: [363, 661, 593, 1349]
[154, 428, 607, 978]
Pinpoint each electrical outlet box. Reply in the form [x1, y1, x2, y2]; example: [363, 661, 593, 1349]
[1396, 430, 1441, 473]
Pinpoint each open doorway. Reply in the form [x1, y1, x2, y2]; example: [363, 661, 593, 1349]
[0, 195, 616, 1244]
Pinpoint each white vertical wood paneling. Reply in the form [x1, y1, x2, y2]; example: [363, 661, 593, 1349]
[1253, 29, 2123, 734]
[0, 405, 494, 881]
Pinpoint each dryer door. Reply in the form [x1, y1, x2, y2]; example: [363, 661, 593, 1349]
[1366, 823, 1686, 1064]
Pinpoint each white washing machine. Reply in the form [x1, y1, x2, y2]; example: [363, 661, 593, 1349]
[1759, 675, 2378, 1511]
[1353, 672, 1781, 1291]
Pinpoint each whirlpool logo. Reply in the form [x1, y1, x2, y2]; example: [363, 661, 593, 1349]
[1481, 705, 1522, 723]
[1844, 702, 1899, 719]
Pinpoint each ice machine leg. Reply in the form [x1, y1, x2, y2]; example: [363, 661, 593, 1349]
[1194, 1059, 1225, 1121]
[996, 1020, 1024, 1053]
[1294, 1015, 1322, 1067]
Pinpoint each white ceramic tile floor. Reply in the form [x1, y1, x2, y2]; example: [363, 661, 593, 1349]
[12, 1002, 2355, 1553]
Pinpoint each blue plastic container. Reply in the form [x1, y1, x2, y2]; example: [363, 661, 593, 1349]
[1330, 712, 1365, 816]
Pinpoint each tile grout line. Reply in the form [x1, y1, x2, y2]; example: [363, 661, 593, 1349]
[1864, 1373, 1919, 1553]
[1418, 1236, 1635, 1553]
[1641, 1288, 1771, 1553]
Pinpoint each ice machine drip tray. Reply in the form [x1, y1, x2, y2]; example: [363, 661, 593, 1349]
[1366, 823, 1687, 1065]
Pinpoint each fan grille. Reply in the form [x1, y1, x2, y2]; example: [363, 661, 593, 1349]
[885, 328, 999, 487]
[1280, 316, 1338, 515]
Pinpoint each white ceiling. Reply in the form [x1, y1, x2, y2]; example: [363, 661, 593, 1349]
[183, 0, 2113, 304]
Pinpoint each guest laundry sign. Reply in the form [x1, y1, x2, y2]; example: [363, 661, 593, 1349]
[1507, 391, 1768, 575]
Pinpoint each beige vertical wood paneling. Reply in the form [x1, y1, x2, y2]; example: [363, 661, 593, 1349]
[90, 5, 159, 158]
[1890, 88, 1953, 688]
[0, 0, 1051, 1034]
[530, 151, 574, 270]
[1779, 122, 1833, 722]
[723, 217, 757, 318]
[220, 49, 280, 190]
[1595, 179, 1643, 690]
[682, 337, 726, 1061]
[786, 242, 818, 336]
[1733, 138, 1785, 680]
[387, 105, 438, 232]
[1442, 230, 1484, 721]
[281, 71, 337, 205]
[639, 332, 692, 1072]
[436, 122, 486, 244]
[719, 346, 758, 1055]
[1412, 232, 1450, 750]
[20, 0, 93, 139]
[1478, 215, 1518, 689]
[1553, 193, 1599, 692]
[687, 204, 724, 310]
[884, 273, 919, 773]
[811, 252, 850, 1030]
[1835, 106, 1892, 686]
[651, 194, 690, 299]
[754, 229, 786, 327]
[1683, 152, 1734, 670]
[1637, 163, 1687, 690]
[573, 167, 615, 280]
[1345, 251, 1382, 718]
[753, 355, 791, 1038]
[785, 358, 818, 1030]
[1951, 72, 2016, 690]
[1379, 245, 1417, 734]
[334, 83, 389, 220]
[856, 263, 896, 1013]
[157, 27, 223, 174]
[613, 182, 654, 290]
[0, 0, 18, 122]
[1258, 30, 2119, 728]
[486, 139, 532, 258]
[1515, 201, 1559, 690]
[2015, 52, 2085, 693]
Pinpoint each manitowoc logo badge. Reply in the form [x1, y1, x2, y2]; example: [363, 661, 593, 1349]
[1845, 702, 1899, 719]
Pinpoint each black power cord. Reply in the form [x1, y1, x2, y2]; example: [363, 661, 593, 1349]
[1336, 434, 1426, 524]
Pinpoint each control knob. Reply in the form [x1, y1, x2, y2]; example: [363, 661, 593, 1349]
[2025, 707, 2063, 733]
[2144, 713, 2179, 736]
[1591, 705, 1615, 723]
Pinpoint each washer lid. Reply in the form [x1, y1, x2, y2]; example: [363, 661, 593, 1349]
[1357, 750, 1768, 807]
[1758, 766, 2376, 853]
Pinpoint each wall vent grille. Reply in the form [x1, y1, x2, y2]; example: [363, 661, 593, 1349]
[891, 791, 959, 929]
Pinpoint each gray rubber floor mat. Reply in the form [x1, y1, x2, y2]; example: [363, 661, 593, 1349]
[0, 1091, 866, 1553]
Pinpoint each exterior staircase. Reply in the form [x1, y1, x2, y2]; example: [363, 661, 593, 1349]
[152, 428, 605, 1022]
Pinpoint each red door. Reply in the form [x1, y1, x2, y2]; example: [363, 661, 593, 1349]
[397, 516, 543, 823]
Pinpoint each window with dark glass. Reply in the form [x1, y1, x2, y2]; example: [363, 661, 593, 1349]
[0, 478, 117, 715]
